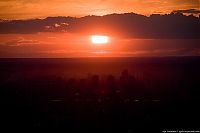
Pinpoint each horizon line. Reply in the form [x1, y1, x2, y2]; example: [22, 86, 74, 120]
[1, 55, 200, 59]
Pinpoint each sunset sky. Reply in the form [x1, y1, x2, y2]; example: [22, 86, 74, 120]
[0, 0, 199, 58]
[0, 0, 199, 19]
[0, 33, 199, 58]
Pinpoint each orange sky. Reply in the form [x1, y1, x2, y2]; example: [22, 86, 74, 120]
[0, 33, 199, 57]
[0, 0, 199, 19]
[0, 0, 199, 57]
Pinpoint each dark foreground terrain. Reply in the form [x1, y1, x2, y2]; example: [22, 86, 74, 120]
[0, 57, 200, 132]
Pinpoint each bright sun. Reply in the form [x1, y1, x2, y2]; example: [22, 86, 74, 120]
[91, 35, 109, 44]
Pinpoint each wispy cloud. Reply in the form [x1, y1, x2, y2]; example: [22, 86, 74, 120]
[0, 37, 41, 47]
[173, 9, 200, 14]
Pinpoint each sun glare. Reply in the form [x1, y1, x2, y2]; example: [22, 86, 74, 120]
[91, 35, 109, 44]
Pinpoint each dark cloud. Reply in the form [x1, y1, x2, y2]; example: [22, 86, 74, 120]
[173, 9, 200, 14]
[0, 13, 199, 39]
